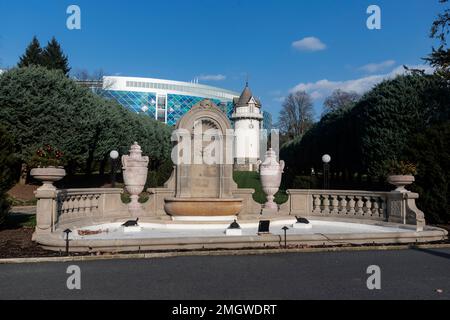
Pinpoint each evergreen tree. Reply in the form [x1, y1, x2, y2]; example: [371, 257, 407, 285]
[17, 36, 43, 68]
[0, 66, 171, 178]
[42, 37, 71, 75]
[425, 0, 450, 82]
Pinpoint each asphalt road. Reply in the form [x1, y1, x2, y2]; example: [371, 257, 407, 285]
[0, 248, 449, 300]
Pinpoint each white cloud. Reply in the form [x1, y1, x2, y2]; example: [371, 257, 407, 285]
[272, 96, 286, 103]
[197, 74, 226, 81]
[358, 60, 396, 73]
[290, 64, 433, 100]
[292, 37, 326, 52]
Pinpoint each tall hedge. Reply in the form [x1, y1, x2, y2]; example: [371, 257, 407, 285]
[0, 66, 172, 176]
[0, 126, 16, 226]
[406, 121, 450, 224]
[280, 74, 450, 222]
[281, 74, 450, 177]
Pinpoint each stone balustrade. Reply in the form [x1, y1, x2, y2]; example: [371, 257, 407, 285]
[33, 188, 127, 238]
[280, 189, 425, 231]
[57, 190, 101, 217]
[310, 191, 387, 218]
[33, 185, 426, 238]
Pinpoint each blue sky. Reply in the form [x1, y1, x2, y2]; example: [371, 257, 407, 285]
[0, 0, 445, 120]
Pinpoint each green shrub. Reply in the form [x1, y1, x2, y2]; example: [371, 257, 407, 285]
[406, 121, 450, 224]
[146, 160, 174, 188]
[0, 66, 172, 176]
[233, 171, 288, 204]
[291, 175, 321, 189]
[0, 126, 16, 226]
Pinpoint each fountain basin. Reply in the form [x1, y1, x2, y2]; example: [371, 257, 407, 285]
[164, 198, 243, 217]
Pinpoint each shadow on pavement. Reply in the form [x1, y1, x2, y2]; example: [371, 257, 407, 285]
[411, 247, 450, 261]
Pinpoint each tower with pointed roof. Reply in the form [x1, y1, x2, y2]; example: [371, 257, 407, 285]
[231, 82, 264, 171]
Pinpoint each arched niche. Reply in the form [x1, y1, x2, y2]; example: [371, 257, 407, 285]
[173, 99, 234, 199]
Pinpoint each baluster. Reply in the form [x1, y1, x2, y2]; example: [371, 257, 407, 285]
[355, 196, 364, 215]
[92, 194, 100, 212]
[364, 196, 372, 216]
[348, 196, 356, 215]
[322, 195, 330, 214]
[372, 198, 380, 217]
[312, 195, 322, 214]
[68, 196, 75, 213]
[75, 195, 81, 214]
[339, 195, 348, 215]
[380, 199, 387, 218]
[84, 194, 92, 215]
[331, 195, 339, 214]
[80, 194, 88, 215]
[59, 196, 65, 215]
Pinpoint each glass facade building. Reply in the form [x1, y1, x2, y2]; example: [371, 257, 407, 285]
[99, 76, 272, 129]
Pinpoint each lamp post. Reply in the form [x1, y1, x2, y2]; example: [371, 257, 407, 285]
[110, 150, 119, 188]
[322, 154, 331, 190]
[282, 226, 289, 249]
[63, 229, 72, 256]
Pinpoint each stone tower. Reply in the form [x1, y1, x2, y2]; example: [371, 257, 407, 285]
[231, 83, 263, 171]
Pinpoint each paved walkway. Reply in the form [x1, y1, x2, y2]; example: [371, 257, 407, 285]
[0, 249, 449, 300]
[10, 206, 36, 215]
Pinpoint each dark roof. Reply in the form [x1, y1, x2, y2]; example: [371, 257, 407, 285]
[235, 83, 261, 107]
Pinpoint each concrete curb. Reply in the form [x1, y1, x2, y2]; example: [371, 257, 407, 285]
[1, 243, 450, 264]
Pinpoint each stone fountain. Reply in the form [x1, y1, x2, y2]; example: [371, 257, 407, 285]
[164, 99, 243, 218]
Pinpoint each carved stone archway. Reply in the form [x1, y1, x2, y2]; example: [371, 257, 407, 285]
[174, 99, 235, 199]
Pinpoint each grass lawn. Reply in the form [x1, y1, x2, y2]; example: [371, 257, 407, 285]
[2, 213, 36, 229]
[233, 171, 288, 205]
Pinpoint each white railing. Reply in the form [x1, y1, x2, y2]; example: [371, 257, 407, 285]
[282, 189, 425, 230]
[310, 191, 387, 218]
[56, 189, 102, 217]
[53, 188, 126, 226]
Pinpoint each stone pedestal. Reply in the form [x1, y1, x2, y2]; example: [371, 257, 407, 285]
[261, 207, 278, 216]
[293, 222, 312, 230]
[225, 228, 243, 236]
[33, 188, 58, 239]
[122, 226, 143, 233]
[31, 167, 65, 239]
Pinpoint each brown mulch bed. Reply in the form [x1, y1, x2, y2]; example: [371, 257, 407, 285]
[7, 184, 38, 201]
[0, 227, 60, 259]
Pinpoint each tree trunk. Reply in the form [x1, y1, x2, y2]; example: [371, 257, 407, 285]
[19, 163, 28, 185]
[99, 156, 107, 177]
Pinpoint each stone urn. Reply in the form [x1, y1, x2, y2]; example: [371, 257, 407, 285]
[387, 175, 415, 193]
[258, 148, 285, 212]
[122, 142, 149, 215]
[30, 167, 66, 190]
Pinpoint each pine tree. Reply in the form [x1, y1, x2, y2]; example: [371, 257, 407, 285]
[42, 37, 71, 75]
[17, 36, 43, 68]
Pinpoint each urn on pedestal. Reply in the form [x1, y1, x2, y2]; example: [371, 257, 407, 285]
[30, 167, 66, 190]
[122, 142, 149, 216]
[258, 148, 285, 214]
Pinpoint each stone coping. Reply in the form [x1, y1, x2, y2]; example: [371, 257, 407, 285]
[2, 243, 450, 265]
[56, 188, 123, 195]
[35, 217, 448, 253]
[53, 215, 423, 230]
